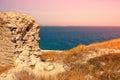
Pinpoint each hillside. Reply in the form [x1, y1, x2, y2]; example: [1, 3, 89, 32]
[0, 11, 41, 76]
[88, 38, 120, 49]
[40, 38, 120, 80]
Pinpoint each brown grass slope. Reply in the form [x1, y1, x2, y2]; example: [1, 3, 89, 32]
[58, 53, 120, 80]
[63, 38, 120, 56]
[87, 38, 120, 49]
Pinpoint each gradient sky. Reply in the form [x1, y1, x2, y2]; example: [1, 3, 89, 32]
[0, 0, 120, 26]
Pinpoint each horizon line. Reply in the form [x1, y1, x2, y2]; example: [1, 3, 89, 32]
[40, 25, 120, 27]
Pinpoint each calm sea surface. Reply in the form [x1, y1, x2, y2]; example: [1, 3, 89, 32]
[39, 27, 120, 50]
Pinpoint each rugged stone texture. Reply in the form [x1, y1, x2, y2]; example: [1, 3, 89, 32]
[0, 19, 14, 71]
[0, 12, 65, 80]
[1, 12, 40, 52]
[0, 12, 40, 73]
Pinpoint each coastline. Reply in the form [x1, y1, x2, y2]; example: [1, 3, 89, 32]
[41, 50, 63, 53]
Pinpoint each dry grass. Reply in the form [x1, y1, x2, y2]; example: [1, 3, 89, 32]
[88, 53, 120, 80]
[1, 53, 120, 80]
[14, 70, 57, 80]
[41, 52, 59, 61]
[59, 53, 120, 80]
[0, 66, 12, 74]
[40, 51, 66, 63]
[63, 38, 120, 56]
[64, 44, 87, 55]
[88, 38, 120, 49]
[11, 52, 120, 80]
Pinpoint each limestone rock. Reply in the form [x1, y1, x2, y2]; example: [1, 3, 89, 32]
[0, 12, 40, 73]
[44, 64, 55, 71]
[32, 51, 42, 56]
[0, 15, 15, 73]
[20, 50, 30, 56]
[0, 12, 65, 80]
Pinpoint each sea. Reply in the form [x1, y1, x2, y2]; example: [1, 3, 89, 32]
[39, 26, 120, 50]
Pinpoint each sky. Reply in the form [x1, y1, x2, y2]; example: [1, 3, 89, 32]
[0, 0, 120, 26]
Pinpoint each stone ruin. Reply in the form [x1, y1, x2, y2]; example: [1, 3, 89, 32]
[0, 12, 40, 69]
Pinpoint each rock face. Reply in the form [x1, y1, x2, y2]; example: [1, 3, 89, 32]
[0, 12, 40, 72]
[0, 18, 14, 71]
[0, 12, 65, 80]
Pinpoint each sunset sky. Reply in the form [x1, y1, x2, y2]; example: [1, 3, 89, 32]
[0, 0, 120, 26]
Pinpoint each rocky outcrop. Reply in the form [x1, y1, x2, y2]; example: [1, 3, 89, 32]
[0, 12, 40, 53]
[0, 12, 40, 73]
[0, 12, 65, 80]
[0, 18, 14, 73]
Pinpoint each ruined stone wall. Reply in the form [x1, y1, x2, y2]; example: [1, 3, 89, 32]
[0, 12, 40, 69]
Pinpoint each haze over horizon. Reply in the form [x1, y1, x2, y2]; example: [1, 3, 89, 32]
[0, 0, 120, 26]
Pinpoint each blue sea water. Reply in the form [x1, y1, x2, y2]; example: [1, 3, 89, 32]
[39, 27, 120, 50]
